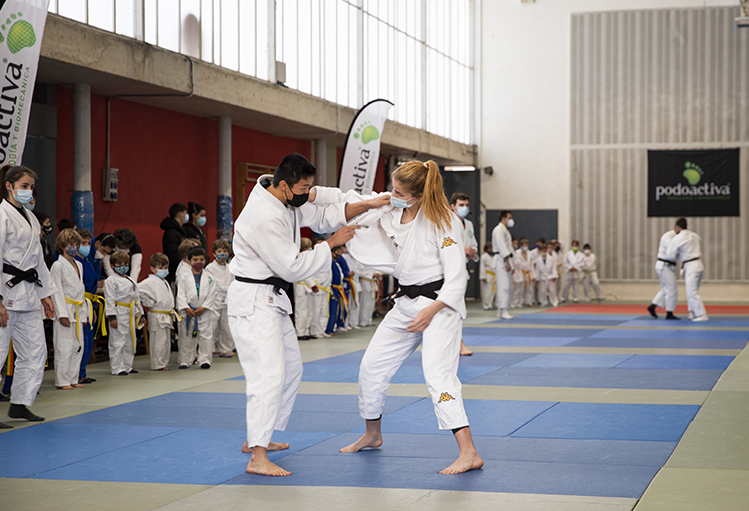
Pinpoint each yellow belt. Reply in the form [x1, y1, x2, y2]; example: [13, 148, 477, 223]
[332, 284, 349, 314]
[346, 277, 358, 307]
[485, 270, 497, 293]
[359, 277, 378, 300]
[317, 285, 331, 317]
[65, 297, 93, 346]
[85, 292, 107, 337]
[583, 270, 594, 275]
[115, 300, 139, 349]
[522, 270, 532, 289]
[150, 309, 182, 323]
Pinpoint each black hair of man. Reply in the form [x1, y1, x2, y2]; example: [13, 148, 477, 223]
[536, 237, 546, 244]
[272, 153, 317, 188]
[113, 228, 138, 248]
[675, 217, 687, 230]
[187, 246, 207, 260]
[499, 210, 512, 220]
[583, 243, 591, 250]
[450, 192, 470, 205]
[98, 233, 117, 249]
[57, 218, 76, 233]
[33, 211, 50, 225]
[169, 202, 187, 219]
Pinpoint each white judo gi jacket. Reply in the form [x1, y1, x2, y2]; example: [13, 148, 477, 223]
[491, 223, 514, 271]
[138, 274, 176, 328]
[50, 257, 90, 339]
[0, 200, 56, 310]
[205, 261, 234, 309]
[176, 270, 218, 320]
[104, 276, 144, 326]
[656, 230, 677, 269]
[535, 253, 558, 281]
[563, 250, 585, 278]
[461, 218, 479, 263]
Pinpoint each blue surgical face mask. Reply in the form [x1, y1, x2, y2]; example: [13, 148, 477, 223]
[156, 268, 169, 279]
[114, 265, 130, 275]
[390, 196, 416, 209]
[78, 245, 91, 258]
[13, 189, 33, 205]
[24, 202, 35, 211]
[184, 213, 190, 223]
[456, 206, 469, 218]
[197, 216, 207, 227]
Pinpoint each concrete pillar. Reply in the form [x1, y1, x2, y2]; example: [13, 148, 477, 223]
[217, 116, 233, 241]
[71, 83, 94, 233]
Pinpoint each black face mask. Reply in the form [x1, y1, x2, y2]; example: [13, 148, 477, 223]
[284, 183, 309, 208]
[42, 225, 53, 235]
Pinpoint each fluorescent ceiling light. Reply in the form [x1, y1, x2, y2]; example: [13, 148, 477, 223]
[444, 166, 475, 172]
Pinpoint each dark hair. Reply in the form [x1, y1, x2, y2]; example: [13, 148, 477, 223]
[499, 210, 512, 220]
[169, 202, 188, 219]
[57, 218, 76, 233]
[583, 243, 591, 250]
[571, 239, 580, 246]
[450, 192, 470, 205]
[483, 242, 493, 253]
[33, 211, 50, 224]
[187, 246, 207, 260]
[536, 237, 546, 244]
[212, 238, 231, 254]
[675, 217, 687, 230]
[272, 153, 316, 188]
[1, 164, 37, 200]
[519, 238, 529, 245]
[150, 252, 169, 267]
[539, 242, 548, 250]
[110, 251, 130, 266]
[113, 228, 138, 248]
[98, 233, 117, 249]
[187, 202, 205, 219]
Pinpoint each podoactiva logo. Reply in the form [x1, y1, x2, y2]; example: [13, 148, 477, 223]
[353, 121, 380, 144]
[648, 149, 740, 217]
[0, 12, 37, 53]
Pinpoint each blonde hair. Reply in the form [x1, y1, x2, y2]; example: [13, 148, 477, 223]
[55, 228, 82, 254]
[300, 237, 312, 252]
[391, 160, 452, 232]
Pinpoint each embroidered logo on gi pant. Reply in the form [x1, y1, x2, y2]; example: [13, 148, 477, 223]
[441, 237, 457, 249]
[437, 392, 455, 403]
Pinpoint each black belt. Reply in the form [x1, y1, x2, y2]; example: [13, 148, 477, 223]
[683, 257, 700, 264]
[395, 279, 444, 300]
[3, 263, 41, 289]
[235, 276, 291, 295]
[657, 258, 676, 266]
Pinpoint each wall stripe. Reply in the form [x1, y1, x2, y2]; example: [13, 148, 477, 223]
[570, 6, 748, 281]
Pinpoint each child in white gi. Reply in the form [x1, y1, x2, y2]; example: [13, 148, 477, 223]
[293, 238, 317, 340]
[206, 239, 235, 356]
[177, 246, 217, 369]
[334, 160, 483, 475]
[357, 262, 378, 327]
[511, 238, 534, 308]
[309, 238, 332, 339]
[581, 243, 602, 302]
[104, 251, 144, 375]
[535, 242, 559, 307]
[138, 253, 177, 370]
[174, 238, 200, 356]
[561, 240, 584, 303]
[479, 243, 496, 310]
[50, 229, 90, 389]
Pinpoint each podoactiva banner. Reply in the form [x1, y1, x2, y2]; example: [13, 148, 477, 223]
[338, 99, 393, 194]
[647, 148, 740, 217]
[0, 0, 50, 166]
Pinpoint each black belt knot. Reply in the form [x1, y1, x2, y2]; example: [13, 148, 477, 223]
[395, 279, 444, 300]
[3, 263, 41, 289]
[236, 276, 291, 295]
[657, 258, 676, 266]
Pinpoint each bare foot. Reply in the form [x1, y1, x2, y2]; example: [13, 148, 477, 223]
[339, 431, 383, 452]
[71, 383, 85, 388]
[56, 385, 74, 390]
[242, 440, 289, 453]
[245, 457, 291, 476]
[439, 451, 484, 474]
[459, 340, 473, 356]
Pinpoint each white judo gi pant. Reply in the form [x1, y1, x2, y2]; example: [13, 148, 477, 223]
[53, 320, 83, 387]
[230, 300, 303, 448]
[147, 315, 171, 370]
[511, 272, 533, 308]
[309, 291, 329, 337]
[538, 279, 559, 307]
[293, 284, 313, 337]
[582, 271, 601, 301]
[481, 275, 495, 310]
[346, 290, 360, 328]
[358, 284, 376, 327]
[213, 307, 234, 354]
[652, 263, 678, 312]
[684, 260, 707, 319]
[358, 295, 468, 430]
[0, 310, 47, 405]
[495, 265, 512, 312]
[178, 314, 215, 367]
[561, 270, 581, 301]
[109, 313, 135, 374]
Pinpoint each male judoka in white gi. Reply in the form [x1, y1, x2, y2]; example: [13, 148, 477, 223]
[479, 243, 496, 310]
[535, 242, 559, 307]
[0, 165, 57, 428]
[50, 229, 90, 389]
[177, 247, 218, 369]
[647, 219, 681, 320]
[138, 253, 178, 370]
[580, 244, 602, 302]
[665, 218, 708, 322]
[328, 160, 484, 475]
[104, 251, 145, 375]
[561, 240, 584, 302]
[492, 211, 515, 319]
[206, 239, 235, 356]
[228, 153, 389, 476]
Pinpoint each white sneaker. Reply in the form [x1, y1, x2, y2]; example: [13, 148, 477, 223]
[500, 310, 513, 320]
[692, 315, 709, 322]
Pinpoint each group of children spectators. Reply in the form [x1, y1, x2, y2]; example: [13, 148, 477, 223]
[480, 237, 602, 310]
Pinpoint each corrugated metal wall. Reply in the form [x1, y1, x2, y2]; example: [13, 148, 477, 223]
[570, 6, 748, 281]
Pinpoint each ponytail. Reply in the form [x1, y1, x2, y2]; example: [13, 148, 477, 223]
[1, 164, 37, 200]
[391, 160, 453, 232]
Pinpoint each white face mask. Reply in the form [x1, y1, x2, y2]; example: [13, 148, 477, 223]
[584, 249, 591, 255]
[507, 218, 515, 228]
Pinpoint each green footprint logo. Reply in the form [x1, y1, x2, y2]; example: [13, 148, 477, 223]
[0, 13, 36, 54]
[353, 121, 379, 145]
[682, 161, 703, 185]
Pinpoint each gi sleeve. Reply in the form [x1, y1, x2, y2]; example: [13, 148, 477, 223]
[138, 280, 157, 309]
[435, 220, 468, 313]
[103, 278, 116, 318]
[201, 274, 218, 312]
[665, 233, 682, 262]
[176, 273, 189, 311]
[494, 226, 512, 260]
[130, 253, 143, 282]
[49, 261, 68, 320]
